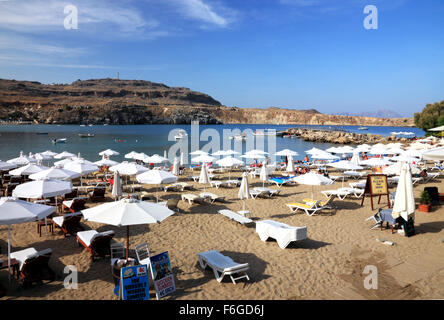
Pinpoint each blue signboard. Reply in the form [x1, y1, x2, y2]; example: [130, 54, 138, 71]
[150, 251, 176, 299]
[120, 264, 150, 300]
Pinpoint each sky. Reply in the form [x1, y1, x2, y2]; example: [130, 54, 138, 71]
[0, 0, 443, 117]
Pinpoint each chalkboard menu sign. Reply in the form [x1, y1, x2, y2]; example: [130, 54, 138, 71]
[361, 174, 390, 210]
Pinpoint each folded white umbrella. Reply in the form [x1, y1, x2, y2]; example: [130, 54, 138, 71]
[286, 155, 295, 172]
[0, 161, 17, 171]
[172, 157, 179, 176]
[7, 151, 37, 165]
[9, 163, 49, 176]
[0, 197, 54, 283]
[109, 161, 149, 176]
[259, 161, 268, 187]
[350, 152, 362, 166]
[54, 151, 76, 159]
[81, 198, 174, 259]
[180, 152, 185, 166]
[391, 162, 415, 221]
[29, 166, 81, 181]
[198, 164, 210, 191]
[12, 179, 73, 199]
[94, 157, 119, 167]
[191, 154, 216, 163]
[99, 149, 120, 157]
[111, 171, 122, 200]
[238, 172, 250, 211]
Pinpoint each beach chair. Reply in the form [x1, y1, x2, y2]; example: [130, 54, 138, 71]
[139, 192, 157, 202]
[110, 242, 126, 271]
[10, 248, 55, 288]
[181, 193, 205, 205]
[63, 188, 78, 200]
[365, 208, 397, 232]
[53, 212, 84, 237]
[253, 187, 281, 198]
[62, 196, 87, 213]
[197, 250, 250, 284]
[89, 187, 106, 202]
[249, 189, 267, 199]
[135, 243, 151, 267]
[200, 192, 225, 203]
[424, 172, 440, 183]
[256, 220, 308, 249]
[218, 209, 254, 225]
[303, 194, 337, 209]
[286, 200, 330, 216]
[76, 230, 115, 261]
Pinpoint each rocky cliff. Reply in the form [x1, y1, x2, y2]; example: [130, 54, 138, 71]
[0, 78, 414, 126]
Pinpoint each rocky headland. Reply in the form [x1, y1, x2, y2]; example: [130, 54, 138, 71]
[0, 78, 414, 126]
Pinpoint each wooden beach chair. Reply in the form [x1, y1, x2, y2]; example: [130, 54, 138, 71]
[256, 220, 308, 249]
[76, 230, 115, 261]
[197, 250, 250, 284]
[62, 196, 87, 213]
[53, 212, 84, 237]
[88, 187, 106, 202]
[10, 248, 55, 288]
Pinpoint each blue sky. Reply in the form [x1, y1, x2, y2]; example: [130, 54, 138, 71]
[0, 0, 443, 117]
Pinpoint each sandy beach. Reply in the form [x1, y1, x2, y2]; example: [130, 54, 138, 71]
[1, 165, 443, 300]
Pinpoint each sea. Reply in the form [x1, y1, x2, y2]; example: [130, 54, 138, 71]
[0, 124, 425, 164]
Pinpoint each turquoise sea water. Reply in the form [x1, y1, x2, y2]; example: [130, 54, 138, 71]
[0, 124, 425, 164]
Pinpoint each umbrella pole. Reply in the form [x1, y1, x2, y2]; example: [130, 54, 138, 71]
[8, 225, 11, 285]
[126, 226, 129, 260]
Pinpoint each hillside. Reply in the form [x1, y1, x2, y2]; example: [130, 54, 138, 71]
[0, 78, 414, 126]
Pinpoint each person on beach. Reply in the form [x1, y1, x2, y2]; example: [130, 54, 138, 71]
[303, 155, 309, 163]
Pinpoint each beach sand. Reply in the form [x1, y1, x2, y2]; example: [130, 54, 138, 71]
[1, 167, 444, 300]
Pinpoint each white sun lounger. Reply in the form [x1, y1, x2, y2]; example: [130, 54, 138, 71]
[218, 209, 253, 225]
[197, 250, 250, 284]
[424, 172, 440, 183]
[181, 193, 205, 205]
[10, 247, 39, 271]
[253, 187, 281, 197]
[256, 220, 307, 249]
[200, 192, 225, 203]
[321, 187, 364, 200]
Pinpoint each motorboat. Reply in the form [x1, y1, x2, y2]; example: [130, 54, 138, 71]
[229, 133, 247, 141]
[52, 138, 67, 144]
[174, 130, 188, 140]
[78, 133, 95, 138]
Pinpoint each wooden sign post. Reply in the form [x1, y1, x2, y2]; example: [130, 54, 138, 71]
[360, 174, 390, 210]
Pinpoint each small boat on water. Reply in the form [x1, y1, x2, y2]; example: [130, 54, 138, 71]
[174, 130, 188, 140]
[78, 133, 95, 138]
[36, 132, 48, 135]
[358, 127, 369, 130]
[253, 129, 277, 136]
[229, 133, 247, 141]
[52, 138, 67, 144]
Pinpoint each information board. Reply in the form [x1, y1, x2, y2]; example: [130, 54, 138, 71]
[361, 174, 390, 210]
[120, 264, 150, 300]
[150, 251, 176, 299]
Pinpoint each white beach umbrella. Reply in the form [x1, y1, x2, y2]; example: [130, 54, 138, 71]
[133, 152, 149, 161]
[125, 151, 140, 159]
[360, 157, 392, 167]
[109, 162, 148, 176]
[403, 149, 424, 159]
[241, 152, 266, 160]
[0, 197, 54, 283]
[136, 170, 178, 185]
[0, 161, 17, 171]
[191, 154, 216, 163]
[32, 153, 52, 161]
[163, 150, 167, 159]
[64, 159, 99, 175]
[421, 147, 444, 161]
[189, 150, 208, 156]
[355, 144, 371, 152]
[172, 157, 180, 176]
[143, 154, 169, 164]
[9, 163, 49, 176]
[390, 155, 420, 163]
[259, 161, 268, 187]
[7, 151, 37, 165]
[294, 172, 333, 199]
[216, 156, 244, 167]
[238, 172, 250, 211]
[212, 149, 240, 157]
[311, 152, 339, 160]
[328, 160, 363, 171]
[54, 157, 77, 167]
[12, 179, 73, 199]
[382, 162, 420, 176]
[54, 151, 76, 159]
[275, 149, 299, 157]
[29, 167, 81, 181]
[94, 157, 119, 167]
[81, 198, 174, 259]
[40, 150, 58, 157]
[245, 149, 269, 155]
[305, 147, 324, 155]
[391, 162, 415, 221]
[99, 149, 120, 157]
[112, 171, 122, 200]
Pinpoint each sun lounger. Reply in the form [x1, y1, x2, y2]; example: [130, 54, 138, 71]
[89, 187, 106, 202]
[218, 209, 253, 225]
[181, 193, 205, 205]
[286, 200, 331, 216]
[62, 196, 87, 213]
[249, 189, 268, 199]
[53, 212, 84, 237]
[268, 177, 296, 188]
[197, 250, 250, 284]
[343, 171, 366, 179]
[76, 230, 115, 261]
[253, 187, 281, 197]
[10, 247, 55, 288]
[321, 187, 364, 200]
[302, 194, 336, 209]
[424, 172, 440, 183]
[365, 208, 397, 231]
[200, 192, 225, 203]
[256, 220, 307, 249]
[164, 182, 192, 192]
